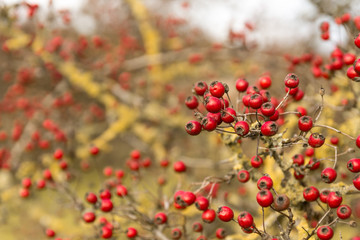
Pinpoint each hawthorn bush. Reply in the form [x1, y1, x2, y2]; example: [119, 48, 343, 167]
[1, 1, 360, 240]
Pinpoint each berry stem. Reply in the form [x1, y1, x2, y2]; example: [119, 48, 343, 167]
[276, 90, 290, 110]
[313, 124, 355, 140]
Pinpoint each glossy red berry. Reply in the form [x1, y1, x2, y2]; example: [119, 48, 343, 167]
[86, 192, 98, 204]
[192, 222, 203, 232]
[205, 96, 222, 113]
[37, 179, 46, 189]
[242, 94, 251, 107]
[217, 206, 234, 222]
[234, 121, 250, 136]
[101, 226, 112, 239]
[355, 33, 360, 48]
[216, 228, 227, 239]
[126, 227, 137, 238]
[347, 66, 359, 79]
[251, 155, 263, 168]
[319, 189, 330, 203]
[99, 189, 112, 200]
[249, 94, 263, 109]
[116, 185, 128, 197]
[237, 211, 253, 228]
[308, 158, 320, 170]
[347, 158, 360, 173]
[258, 76, 272, 89]
[356, 135, 360, 148]
[194, 81, 208, 96]
[83, 212, 96, 223]
[343, 53, 356, 65]
[285, 86, 299, 95]
[221, 107, 236, 123]
[303, 186, 319, 202]
[185, 120, 202, 136]
[171, 228, 182, 239]
[308, 133, 325, 148]
[261, 121, 278, 136]
[181, 191, 196, 206]
[269, 110, 279, 121]
[317, 226, 333, 240]
[196, 235, 207, 240]
[320, 21, 329, 31]
[22, 178, 32, 188]
[284, 73, 299, 88]
[272, 194, 290, 211]
[209, 81, 226, 98]
[292, 154, 305, 166]
[353, 174, 360, 190]
[235, 78, 249, 92]
[321, 167, 337, 183]
[337, 205, 352, 219]
[19, 188, 30, 198]
[100, 199, 113, 212]
[327, 191, 342, 208]
[202, 209, 216, 223]
[294, 89, 304, 101]
[330, 136, 339, 145]
[260, 102, 275, 116]
[90, 146, 100, 155]
[257, 176, 273, 190]
[201, 117, 217, 131]
[185, 96, 199, 109]
[256, 189, 274, 207]
[237, 169, 250, 183]
[195, 196, 209, 211]
[298, 116, 313, 132]
[173, 161, 186, 172]
[207, 112, 222, 125]
[154, 212, 167, 224]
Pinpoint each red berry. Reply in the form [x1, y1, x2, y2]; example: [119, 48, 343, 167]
[251, 155, 263, 168]
[90, 146, 100, 155]
[83, 212, 96, 223]
[234, 121, 250, 136]
[256, 189, 274, 207]
[348, 158, 360, 172]
[217, 206, 234, 222]
[207, 112, 222, 125]
[209, 81, 226, 98]
[247, 85, 259, 94]
[298, 116, 313, 132]
[327, 191, 342, 208]
[22, 178, 32, 188]
[347, 66, 359, 79]
[185, 96, 199, 109]
[320, 22, 329, 31]
[43, 169, 52, 180]
[100, 199, 113, 212]
[192, 222, 203, 232]
[185, 120, 202, 135]
[249, 94, 263, 109]
[46, 229, 55, 237]
[354, 33, 360, 48]
[181, 191, 196, 206]
[285, 87, 298, 96]
[284, 73, 299, 88]
[317, 226, 333, 240]
[193, 81, 208, 96]
[272, 194, 290, 211]
[215, 228, 227, 239]
[37, 179, 46, 189]
[221, 107, 236, 123]
[85, 192, 98, 204]
[126, 227, 137, 238]
[261, 121, 278, 136]
[235, 78, 248, 92]
[195, 196, 209, 211]
[353, 174, 360, 190]
[308, 133, 325, 148]
[201, 117, 217, 131]
[319, 189, 330, 203]
[321, 167, 337, 183]
[354, 59, 360, 74]
[308, 158, 320, 170]
[321, 31, 329, 40]
[101, 226, 112, 239]
[53, 149, 63, 160]
[260, 102, 275, 116]
[269, 110, 279, 121]
[116, 185, 128, 197]
[356, 135, 360, 148]
[337, 205, 352, 219]
[258, 76, 272, 89]
[343, 53, 356, 65]
[160, 159, 170, 168]
[205, 96, 222, 113]
[19, 188, 30, 198]
[202, 209, 216, 223]
[237, 170, 250, 183]
[171, 228, 182, 239]
[99, 189, 112, 200]
[237, 211, 253, 228]
[257, 176, 273, 190]
[154, 212, 167, 224]
[173, 161, 186, 172]
[303, 186, 319, 202]
[242, 94, 251, 107]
